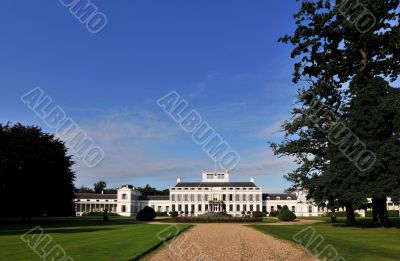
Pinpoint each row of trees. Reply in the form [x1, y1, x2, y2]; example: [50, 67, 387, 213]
[77, 183, 169, 196]
[272, 0, 400, 226]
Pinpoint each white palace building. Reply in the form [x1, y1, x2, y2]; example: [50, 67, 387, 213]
[74, 171, 325, 217]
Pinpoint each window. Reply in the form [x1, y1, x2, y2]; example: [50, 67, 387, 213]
[204, 194, 209, 201]
[236, 204, 240, 211]
[121, 205, 126, 212]
[178, 205, 182, 211]
[255, 194, 260, 201]
[191, 204, 195, 212]
[250, 205, 253, 211]
[308, 205, 313, 213]
[235, 194, 240, 201]
[198, 204, 202, 211]
[197, 194, 202, 201]
[185, 205, 188, 212]
[205, 205, 208, 211]
[266, 197, 270, 200]
[292, 206, 296, 212]
[277, 205, 282, 210]
[184, 194, 188, 201]
[217, 174, 224, 179]
[207, 174, 213, 179]
[229, 204, 233, 211]
[177, 194, 182, 201]
[171, 194, 176, 201]
[270, 206, 274, 212]
[158, 206, 162, 212]
[243, 194, 247, 201]
[229, 194, 233, 201]
[122, 193, 127, 200]
[243, 205, 247, 211]
[256, 205, 260, 211]
[276, 196, 280, 200]
[190, 194, 195, 201]
[172, 205, 176, 211]
[249, 194, 253, 201]
[287, 197, 291, 200]
[222, 194, 226, 201]
[166, 206, 170, 212]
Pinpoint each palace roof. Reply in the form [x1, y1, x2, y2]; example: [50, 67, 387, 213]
[175, 182, 257, 188]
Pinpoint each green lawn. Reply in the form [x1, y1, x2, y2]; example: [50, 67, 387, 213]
[262, 217, 278, 223]
[0, 217, 190, 261]
[250, 218, 400, 261]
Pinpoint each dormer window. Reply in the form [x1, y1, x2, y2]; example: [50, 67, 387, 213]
[287, 197, 291, 200]
[276, 196, 280, 200]
[267, 197, 270, 200]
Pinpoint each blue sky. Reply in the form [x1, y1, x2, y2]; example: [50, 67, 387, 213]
[1, 0, 302, 192]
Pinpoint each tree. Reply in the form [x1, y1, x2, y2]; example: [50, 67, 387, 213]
[94, 181, 106, 194]
[272, 0, 400, 225]
[136, 184, 169, 196]
[77, 185, 93, 193]
[343, 78, 400, 226]
[0, 123, 75, 219]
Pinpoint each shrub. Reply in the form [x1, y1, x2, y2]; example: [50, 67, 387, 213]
[136, 206, 156, 221]
[269, 210, 280, 217]
[169, 211, 178, 217]
[277, 205, 296, 221]
[156, 211, 168, 216]
[252, 211, 264, 218]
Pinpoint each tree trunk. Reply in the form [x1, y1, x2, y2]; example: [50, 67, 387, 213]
[345, 203, 356, 226]
[372, 196, 390, 227]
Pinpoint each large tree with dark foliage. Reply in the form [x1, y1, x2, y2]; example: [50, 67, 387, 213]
[272, 0, 400, 225]
[94, 181, 107, 194]
[0, 123, 75, 220]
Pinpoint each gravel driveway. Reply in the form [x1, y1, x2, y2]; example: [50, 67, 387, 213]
[146, 224, 317, 261]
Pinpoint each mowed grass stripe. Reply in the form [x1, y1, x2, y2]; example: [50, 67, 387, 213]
[250, 221, 400, 261]
[0, 218, 190, 261]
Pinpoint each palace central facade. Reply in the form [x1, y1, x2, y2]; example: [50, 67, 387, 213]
[74, 171, 323, 217]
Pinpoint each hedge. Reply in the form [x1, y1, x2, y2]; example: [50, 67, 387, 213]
[322, 211, 361, 217]
[365, 210, 399, 217]
[82, 212, 120, 216]
[171, 217, 263, 223]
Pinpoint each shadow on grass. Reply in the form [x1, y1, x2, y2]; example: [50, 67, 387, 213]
[330, 217, 400, 229]
[0, 216, 136, 232]
[0, 227, 116, 236]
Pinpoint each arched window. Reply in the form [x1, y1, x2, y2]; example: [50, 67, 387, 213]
[122, 205, 126, 212]
[122, 193, 126, 200]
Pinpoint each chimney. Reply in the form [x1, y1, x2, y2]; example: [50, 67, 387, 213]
[250, 177, 255, 183]
[177, 177, 181, 183]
